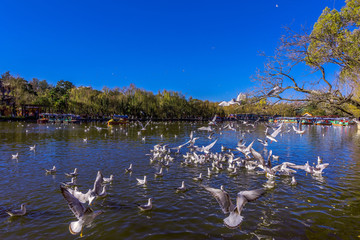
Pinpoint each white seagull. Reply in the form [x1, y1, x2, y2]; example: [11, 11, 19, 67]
[137, 198, 153, 211]
[60, 186, 103, 237]
[29, 145, 36, 151]
[65, 168, 78, 177]
[136, 176, 147, 185]
[203, 185, 265, 228]
[176, 181, 187, 192]
[6, 203, 27, 217]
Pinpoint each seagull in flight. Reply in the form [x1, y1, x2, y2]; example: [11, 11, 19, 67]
[209, 115, 218, 125]
[138, 120, 151, 131]
[293, 125, 305, 134]
[265, 123, 283, 142]
[203, 185, 265, 228]
[29, 145, 36, 151]
[60, 186, 103, 237]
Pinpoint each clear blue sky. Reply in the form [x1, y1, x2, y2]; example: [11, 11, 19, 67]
[0, 0, 344, 102]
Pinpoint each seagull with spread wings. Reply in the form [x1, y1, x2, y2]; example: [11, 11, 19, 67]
[203, 185, 265, 228]
[60, 186, 103, 237]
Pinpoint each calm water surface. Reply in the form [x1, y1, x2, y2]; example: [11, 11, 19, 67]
[0, 121, 360, 239]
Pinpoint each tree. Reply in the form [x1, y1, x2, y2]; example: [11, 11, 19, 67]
[253, 0, 360, 116]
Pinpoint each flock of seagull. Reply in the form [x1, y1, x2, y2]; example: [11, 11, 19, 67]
[5, 118, 330, 237]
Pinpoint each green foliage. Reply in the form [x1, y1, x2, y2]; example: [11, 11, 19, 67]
[0, 71, 226, 119]
[307, 0, 360, 82]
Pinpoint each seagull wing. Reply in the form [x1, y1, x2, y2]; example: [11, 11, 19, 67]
[189, 131, 194, 140]
[137, 120, 144, 129]
[93, 171, 103, 195]
[208, 132, 215, 138]
[267, 150, 272, 168]
[203, 186, 233, 214]
[236, 189, 265, 214]
[250, 148, 265, 167]
[271, 125, 282, 138]
[292, 125, 299, 132]
[171, 139, 191, 150]
[60, 186, 86, 220]
[204, 139, 218, 151]
[219, 101, 229, 107]
[144, 120, 151, 128]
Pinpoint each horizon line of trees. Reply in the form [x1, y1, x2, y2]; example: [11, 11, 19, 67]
[0, 71, 226, 119]
[0, 71, 337, 119]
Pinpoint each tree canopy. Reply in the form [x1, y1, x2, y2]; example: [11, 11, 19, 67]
[253, 0, 360, 117]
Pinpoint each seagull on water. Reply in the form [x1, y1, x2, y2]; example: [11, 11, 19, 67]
[137, 198, 153, 211]
[193, 173, 203, 182]
[45, 166, 57, 174]
[125, 164, 133, 173]
[136, 176, 147, 185]
[103, 175, 114, 184]
[29, 145, 36, 151]
[176, 181, 187, 192]
[6, 203, 27, 217]
[65, 168, 78, 177]
[203, 185, 265, 228]
[12, 153, 19, 159]
[155, 168, 163, 177]
[62, 177, 77, 187]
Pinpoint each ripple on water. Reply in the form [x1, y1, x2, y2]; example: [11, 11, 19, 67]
[1, 122, 360, 239]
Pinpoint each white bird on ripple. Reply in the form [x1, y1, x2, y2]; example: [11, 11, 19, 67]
[62, 177, 77, 187]
[176, 181, 187, 192]
[12, 153, 19, 159]
[65, 168, 78, 177]
[45, 166, 57, 174]
[103, 175, 114, 184]
[137, 198, 153, 211]
[125, 164, 133, 173]
[155, 168, 163, 177]
[29, 145, 36, 151]
[136, 176, 147, 185]
[193, 173, 203, 182]
[6, 203, 27, 217]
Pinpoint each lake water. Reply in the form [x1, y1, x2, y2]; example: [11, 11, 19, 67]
[0, 121, 360, 239]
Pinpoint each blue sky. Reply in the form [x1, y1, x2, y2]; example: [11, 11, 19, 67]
[0, 0, 344, 101]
